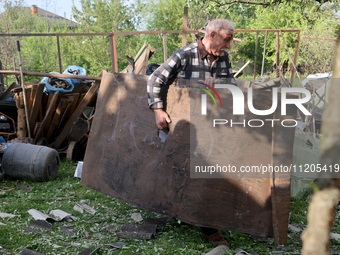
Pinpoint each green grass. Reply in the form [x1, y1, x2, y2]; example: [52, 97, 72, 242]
[0, 159, 339, 254]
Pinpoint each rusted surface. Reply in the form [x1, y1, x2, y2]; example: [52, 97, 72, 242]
[81, 72, 296, 243]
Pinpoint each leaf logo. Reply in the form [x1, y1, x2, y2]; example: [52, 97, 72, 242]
[199, 83, 222, 115]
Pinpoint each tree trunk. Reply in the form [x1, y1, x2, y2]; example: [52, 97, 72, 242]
[301, 29, 340, 254]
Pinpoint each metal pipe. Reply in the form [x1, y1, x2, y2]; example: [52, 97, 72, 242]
[280, 30, 301, 84]
[56, 36, 62, 73]
[17, 40, 31, 138]
[291, 30, 301, 86]
[276, 32, 280, 78]
[109, 34, 115, 73]
[261, 30, 268, 78]
[162, 33, 168, 62]
[112, 32, 118, 73]
[182, 7, 188, 47]
[0, 29, 300, 37]
[254, 31, 259, 79]
[0, 70, 101, 81]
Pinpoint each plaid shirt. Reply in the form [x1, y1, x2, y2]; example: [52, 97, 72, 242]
[147, 39, 236, 109]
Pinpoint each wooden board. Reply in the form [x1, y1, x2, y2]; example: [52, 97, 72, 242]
[81, 72, 296, 243]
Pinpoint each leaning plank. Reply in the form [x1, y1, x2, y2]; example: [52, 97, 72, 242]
[34, 91, 60, 143]
[64, 94, 80, 121]
[46, 98, 70, 142]
[29, 83, 45, 132]
[51, 81, 99, 149]
[24, 87, 32, 116]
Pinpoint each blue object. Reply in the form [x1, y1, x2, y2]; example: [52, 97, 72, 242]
[0, 136, 6, 143]
[2, 97, 15, 103]
[63, 65, 86, 85]
[41, 73, 74, 94]
[41, 66, 86, 95]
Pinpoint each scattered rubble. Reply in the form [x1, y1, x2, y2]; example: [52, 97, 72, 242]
[131, 212, 143, 222]
[73, 200, 96, 215]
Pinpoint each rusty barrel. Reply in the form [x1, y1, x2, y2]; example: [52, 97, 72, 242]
[1, 143, 59, 181]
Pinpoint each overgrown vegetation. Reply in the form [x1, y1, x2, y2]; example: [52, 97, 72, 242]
[0, 0, 338, 82]
[0, 159, 340, 254]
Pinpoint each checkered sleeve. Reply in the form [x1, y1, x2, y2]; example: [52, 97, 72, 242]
[147, 50, 185, 109]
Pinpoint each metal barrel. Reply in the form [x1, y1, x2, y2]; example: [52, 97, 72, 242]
[1, 143, 59, 181]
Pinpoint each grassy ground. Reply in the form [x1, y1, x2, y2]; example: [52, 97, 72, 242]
[0, 158, 339, 255]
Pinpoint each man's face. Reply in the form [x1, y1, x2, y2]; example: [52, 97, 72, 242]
[210, 28, 234, 56]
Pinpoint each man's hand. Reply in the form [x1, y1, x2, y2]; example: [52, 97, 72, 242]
[199, 77, 220, 87]
[154, 108, 172, 130]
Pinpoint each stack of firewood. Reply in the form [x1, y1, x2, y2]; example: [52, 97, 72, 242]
[11, 79, 100, 160]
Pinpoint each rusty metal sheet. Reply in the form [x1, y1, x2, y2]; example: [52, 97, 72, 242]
[81, 72, 296, 243]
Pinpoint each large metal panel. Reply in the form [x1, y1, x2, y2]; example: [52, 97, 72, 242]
[81, 72, 295, 243]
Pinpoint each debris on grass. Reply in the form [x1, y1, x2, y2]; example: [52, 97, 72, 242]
[28, 209, 76, 222]
[0, 211, 17, 218]
[20, 247, 45, 255]
[205, 245, 229, 255]
[117, 223, 158, 240]
[24, 219, 52, 234]
[73, 200, 96, 215]
[131, 212, 143, 222]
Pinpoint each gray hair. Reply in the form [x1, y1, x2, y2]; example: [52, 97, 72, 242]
[205, 19, 234, 35]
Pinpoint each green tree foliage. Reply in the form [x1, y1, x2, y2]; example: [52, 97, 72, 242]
[233, 1, 339, 76]
[0, 0, 338, 80]
[71, 0, 143, 74]
[138, 0, 187, 64]
[186, 0, 339, 76]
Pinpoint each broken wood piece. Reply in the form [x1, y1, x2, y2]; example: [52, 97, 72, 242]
[46, 98, 70, 142]
[24, 87, 32, 117]
[33, 92, 60, 143]
[51, 81, 99, 149]
[134, 45, 155, 75]
[63, 94, 80, 121]
[29, 83, 45, 132]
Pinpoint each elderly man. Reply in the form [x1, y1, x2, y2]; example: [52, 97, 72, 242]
[147, 19, 236, 246]
[147, 19, 236, 130]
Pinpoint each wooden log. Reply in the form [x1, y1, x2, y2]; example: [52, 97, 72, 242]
[14, 93, 26, 138]
[51, 81, 99, 149]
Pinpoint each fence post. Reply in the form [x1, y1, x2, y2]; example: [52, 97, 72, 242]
[56, 36, 62, 73]
[110, 32, 118, 73]
[290, 30, 300, 86]
[162, 33, 168, 62]
[182, 7, 188, 47]
[276, 31, 280, 78]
